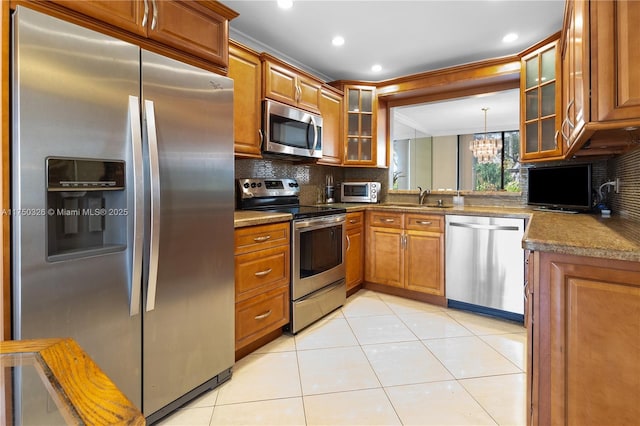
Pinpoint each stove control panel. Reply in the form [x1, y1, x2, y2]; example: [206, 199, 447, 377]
[237, 178, 300, 199]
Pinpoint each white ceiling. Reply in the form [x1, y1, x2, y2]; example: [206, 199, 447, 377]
[221, 0, 564, 138]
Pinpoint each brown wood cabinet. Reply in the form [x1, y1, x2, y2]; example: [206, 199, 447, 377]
[317, 85, 344, 165]
[234, 222, 290, 353]
[527, 251, 640, 425]
[345, 211, 364, 292]
[404, 214, 445, 296]
[262, 54, 321, 113]
[366, 211, 404, 287]
[229, 40, 262, 158]
[365, 211, 444, 296]
[44, 0, 237, 71]
[561, 0, 640, 158]
[520, 36, 563, 161]
[342, 85, 378, 166]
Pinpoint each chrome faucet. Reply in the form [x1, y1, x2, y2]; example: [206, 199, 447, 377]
[417, 186, 430, 205]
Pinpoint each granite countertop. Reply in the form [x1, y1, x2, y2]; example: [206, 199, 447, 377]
[234, 210, 292, 228]
[235, 204, 640, 262]
[523, 211, 640, 262]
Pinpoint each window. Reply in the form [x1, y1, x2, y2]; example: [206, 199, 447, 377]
[461, 131, 521, 192]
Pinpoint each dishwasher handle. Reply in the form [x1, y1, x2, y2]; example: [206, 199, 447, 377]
[448, 222, 521, 232]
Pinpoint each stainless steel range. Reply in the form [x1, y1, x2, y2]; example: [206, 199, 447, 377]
[237, 178, 346, 333]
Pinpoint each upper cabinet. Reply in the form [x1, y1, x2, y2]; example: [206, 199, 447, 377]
[317, 85, 344, 166]
[336, 84, 378, 166]
[144, 1, 232, 66]
[261, 54, 321, 113]
[561, 0, 640, 158]
[229, 41, 262, 158]
[39, 0, 238, 71]
[520, 37, 563, 161]
[48, 0, 147, 35]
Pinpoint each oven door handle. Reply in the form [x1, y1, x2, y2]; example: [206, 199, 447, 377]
[294, 214, 345, 230]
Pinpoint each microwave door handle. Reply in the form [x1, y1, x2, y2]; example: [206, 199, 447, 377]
[309, 115, 319, 152]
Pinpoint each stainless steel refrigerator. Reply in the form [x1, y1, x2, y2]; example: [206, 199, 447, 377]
[11, 6, 234, 423]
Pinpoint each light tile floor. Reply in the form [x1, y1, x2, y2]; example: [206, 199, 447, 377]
[157, 289, 527, 426]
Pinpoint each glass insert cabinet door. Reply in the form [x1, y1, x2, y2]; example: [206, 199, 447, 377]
[345, 85, 377, 164]
[521, 39, 563, 161]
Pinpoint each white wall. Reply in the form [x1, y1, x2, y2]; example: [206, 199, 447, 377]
[432, 135, 457, 190]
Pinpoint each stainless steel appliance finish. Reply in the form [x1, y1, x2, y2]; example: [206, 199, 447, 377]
[237, 178, 346, 333]
[291, 214, 346, 333]
[12, 8, 234, 423]
[445, 215, 525, 321]
[341, 181, 381, 203]
[263, 99, 323, 159]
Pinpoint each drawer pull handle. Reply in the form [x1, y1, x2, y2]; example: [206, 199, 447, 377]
[416, 221, 432, 225]
[253, 235, 271, 242]
[254, 310, 272, 320]
[349, 219, 358, 224]
[381, 218, 395, 223]
[254, 268, 273, 277]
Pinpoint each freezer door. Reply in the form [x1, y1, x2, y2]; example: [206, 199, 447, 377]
[12, 6, 142, 411]
[141, 50, 235, 416]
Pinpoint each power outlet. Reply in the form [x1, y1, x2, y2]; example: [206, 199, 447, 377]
[615, 178, 621, 193]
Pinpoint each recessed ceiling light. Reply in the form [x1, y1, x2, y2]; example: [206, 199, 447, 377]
[502, 33, 518, 43]
[332, 36, 345, 47]
[277, 0, 293, 10]
[371, 64, 382, 72]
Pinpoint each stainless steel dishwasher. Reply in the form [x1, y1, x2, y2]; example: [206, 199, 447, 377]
[445, 215, 525, 322]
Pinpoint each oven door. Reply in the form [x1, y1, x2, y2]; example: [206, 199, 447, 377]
[292, 214, 345, 300]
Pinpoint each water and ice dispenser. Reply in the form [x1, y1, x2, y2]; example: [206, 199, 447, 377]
[46, 157, 127, 261]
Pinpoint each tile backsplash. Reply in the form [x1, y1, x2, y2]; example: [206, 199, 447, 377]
[235, 159, 345, 205]
[236, 150, 638, 218]
[607, 149, 640, 220]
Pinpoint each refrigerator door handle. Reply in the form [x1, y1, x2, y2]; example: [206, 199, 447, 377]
[129, 96, 144, 316]
[144, 99, 161, 312]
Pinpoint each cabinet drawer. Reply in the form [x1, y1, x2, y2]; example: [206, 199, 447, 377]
[346, 211, 364, 229]
[235, 222, 290, 254]
[367, 211, 403, 229]
[235, 285, 289, 350]
[405, 214, 444, 233]
[235, 245, 289, 301]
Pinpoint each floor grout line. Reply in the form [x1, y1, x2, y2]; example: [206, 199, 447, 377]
[160, 289, 526, 425]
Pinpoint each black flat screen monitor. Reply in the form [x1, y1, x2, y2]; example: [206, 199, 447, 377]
[527, 164, 592, 212]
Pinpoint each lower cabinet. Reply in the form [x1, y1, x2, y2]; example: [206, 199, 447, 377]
[365, 211, 444, 297]
[345, 211, 364, 292]
[234, 222, 290, 355]
[528, 251, 640, 425]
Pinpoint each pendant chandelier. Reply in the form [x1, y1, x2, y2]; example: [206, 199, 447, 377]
[470, 107, 503, 163]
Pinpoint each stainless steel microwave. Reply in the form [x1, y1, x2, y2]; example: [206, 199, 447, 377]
[262, 99, 323, 159]
[341, 182, 381, 203]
